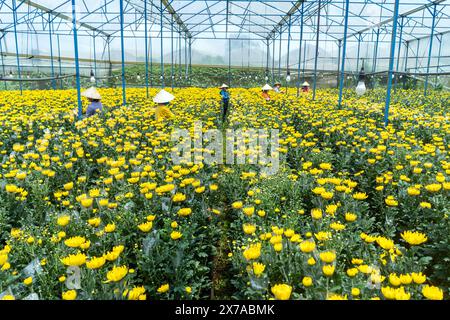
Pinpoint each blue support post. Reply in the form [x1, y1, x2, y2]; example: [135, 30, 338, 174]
[337, 40, 342, 89]
[0, 34, 7, 89]
[338, 0, 350, 108]
[48, 14, 56, 90]
[171, 17, 174, 90]
[178, 33, 182, 82]
[144, 0, 149, 97]
[286, 14, 292, 87]
[373, 29, 380, 73]
[12, 0, 23, 94]
[296, 1, 304, 97]
[57, 34, 63, 89]
[272, 38, 275, 82]
[394, 17, 404, 90]
[160, 0, 164, 89]
[150, 36, 153, 87]
[404, 41, 409, 72]
[384, 0, 400, 127]
[265, 39, 269, 80]
[228, 38, 231, 85]
[403, 41, 409, 88]
[356, 34, 361, 72]
[188, 38, 192, 86]
[312, 0, 322, 101]
[415, 41, 420, 72]
[424, 4, 437, 96]
[71, 0, 82, 118]
[302, 40, 307, 80]
[278, 32, 282, 80]
[435, 34, 442, 88]
[119, 0, 126, 105]
[93, 34, 97, 87]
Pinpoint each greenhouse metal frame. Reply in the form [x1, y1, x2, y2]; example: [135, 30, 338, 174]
[0, 0, 449, 125]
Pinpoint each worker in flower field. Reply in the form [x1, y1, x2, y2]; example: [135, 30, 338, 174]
[262, 84, 273, 101]
[301, 81, 310, 93]
[81, 87, 103, 117]
[273, 82, 285, 94]
[219, 84, 230, 122]
[153, 89, 175, 121]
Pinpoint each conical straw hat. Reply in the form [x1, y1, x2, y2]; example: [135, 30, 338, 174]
[262, 84, 273, 91]
[302, 81, 310, 87]
[81, 87, 101, 100]
[219, 84, 229, 88]
[153, 89, 175, 104]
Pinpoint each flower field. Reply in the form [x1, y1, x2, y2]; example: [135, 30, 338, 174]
[0, 87, 448, 300]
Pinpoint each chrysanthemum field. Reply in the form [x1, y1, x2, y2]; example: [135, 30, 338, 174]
[0, 88, 448, 300]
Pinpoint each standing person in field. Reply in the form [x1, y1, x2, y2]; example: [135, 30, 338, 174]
[219, 84, 230, 122]
[153, 89, 175, 121]
[81, 87, 103, 118]
[262, 84, 273, 101]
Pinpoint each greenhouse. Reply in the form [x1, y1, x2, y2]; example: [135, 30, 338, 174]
[0, 0, 449, 304]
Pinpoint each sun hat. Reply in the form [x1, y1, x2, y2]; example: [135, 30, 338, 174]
[262, 84, 273, 91]
[302, 81, 310, 87]
[81, 87, 101, 100]
[219, 84, 229, 89]
[274, 82, 281, 85]
[153, 89, 175, 104]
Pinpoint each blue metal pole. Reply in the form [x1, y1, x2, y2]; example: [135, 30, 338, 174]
[150, 36, 153, 87]
[93, 34, 97, 87]
[228, 38, 231, 85]
[178, 33, 182, 82]
[403, 41, 409, 89]
[0, 34, 7, 89]
[171, 17, 174, 90]
[373, 29, 380, 73]
[71, 0, 82, 118]
[296, 2, 304, 97]
[144, 0, 149, 97]
[12, 0, 23, 94]
[48, 14, 56, 90]
[272, 38, 275, 82]
[278, 32, 282, 80]
[435, 34, 442, 88]
[160, 0, 164, 89]
[188, 38, 192, 86]
[338, 0, 350, 108]
[394, 17, 404, 91]
[415, 41, 420, 72]
[384, 0, 400, 127]
[424, 4, 437, 96]
[312, 0, 322, 101]
[336, 40, 341, 89]
[57, 34, 63, 89]
[302, 40, 307, 80]
[356, 34, 361, 72]
[119, 0, 126, 105]
[286, 14, 292, 86]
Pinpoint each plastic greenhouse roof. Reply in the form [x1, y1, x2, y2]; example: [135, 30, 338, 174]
[0, 0, 449, 43]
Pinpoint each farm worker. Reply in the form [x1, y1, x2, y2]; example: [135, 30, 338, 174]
[356, 66, 367, 96]
[219, 84, 230, 122]
[262, 84, 273, 101]
[273, 82, 285, 94]
[81, 87, 103, 117]
[301, 81, 310, 93]
[153, 89, 175, 121]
